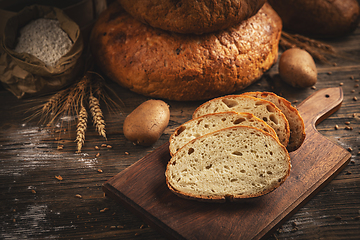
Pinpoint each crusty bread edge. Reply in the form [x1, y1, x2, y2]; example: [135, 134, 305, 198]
[169, 111, 279, 156]
[192, 95, 291, 147]
[165, 125, 291, 203]
[241, 92, 306, 151]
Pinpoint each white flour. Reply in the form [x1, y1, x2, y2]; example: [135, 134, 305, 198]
[14, 18, 73, 67]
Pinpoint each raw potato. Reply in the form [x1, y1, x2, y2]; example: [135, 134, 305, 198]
[279, 48, 317, 88]
[268, 0, 360, 38]
[123, 100, 170, 146]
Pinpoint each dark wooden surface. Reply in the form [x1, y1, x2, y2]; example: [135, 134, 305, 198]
[1, 25, 360, 240]
[102, 88, 352, 240]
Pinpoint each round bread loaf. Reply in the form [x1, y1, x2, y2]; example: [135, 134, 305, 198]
[117, 0, 266, 34]
[90, 2, 282, 101]
[268, 0, 360, 38]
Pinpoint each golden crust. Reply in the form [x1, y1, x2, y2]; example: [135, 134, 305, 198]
[90, 2, 282, 101]
[192, 95, 291, 147]
[117, 0, 266, 34]
[241, 92, 306, 151]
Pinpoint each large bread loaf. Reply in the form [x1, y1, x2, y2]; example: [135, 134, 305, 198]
[268, 0, 360, 38]
[90, 2, 282, 101]
[118, 0, 266, 34]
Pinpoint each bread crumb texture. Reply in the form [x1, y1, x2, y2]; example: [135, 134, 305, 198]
[14, 18, 73, 67]
[166, 126, 291, 201]
[241, 92, 305, 152]
[169, 111, 278, 156]
[193, 95, 290, 147]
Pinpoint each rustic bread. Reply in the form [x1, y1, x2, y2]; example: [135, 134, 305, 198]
[193, 95, 290, 147]
[90, 2, 282, 101]
[118, 0, 266, 34]
[268, 0, 360, 38]
[241, 92, 305, 151]
[166, 126, 291, 202]
[169, 111, 278, 156]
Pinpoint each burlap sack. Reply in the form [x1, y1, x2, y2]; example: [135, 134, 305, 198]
[0, 5, 84, 98]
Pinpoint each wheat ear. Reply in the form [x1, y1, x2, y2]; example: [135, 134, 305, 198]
[89, 91, 107, 140]
[24, 89, 68, 124]
[91, 72, 124, 113]
[40, 89, 68, 124]
[281, 32, 332, 63]
[58, 75, 90, 118]
[75, 102, 88, 153]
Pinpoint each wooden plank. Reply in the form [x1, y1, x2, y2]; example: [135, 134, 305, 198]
[102, 87, 352, 240]
[1, 27, 359, 240]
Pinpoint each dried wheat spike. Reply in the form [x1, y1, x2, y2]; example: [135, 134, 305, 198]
[280, 31, 334, 63]
[42, 89, 66, 114]
[40, 89, 68, 124]
[89, 92, 107, 140]
[62, 75, 90, 117]
[75, 104, 88, 153]
[291, 33, 335, 53]
[89, 71, 105, 97]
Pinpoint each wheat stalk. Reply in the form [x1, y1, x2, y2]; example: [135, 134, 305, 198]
[280, 32, 333, 63]
[47, 74, 90, 124]
[40, 89, 68, 124]
[290, 33, 335, 53]
[75, 102, 88, 153]
[42, 89, 67, 113]
[89, 91, 107, 140]
[62, 74, 90, 116]
[23, 88, 68, 124]
[25, 69, 123, 152]
[91, 72, 124, 113]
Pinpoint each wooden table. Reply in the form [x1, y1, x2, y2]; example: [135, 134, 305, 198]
[1, 27, 360, 240]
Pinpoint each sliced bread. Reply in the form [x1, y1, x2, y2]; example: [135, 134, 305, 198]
[192, 95, 290, 147]
[241, 92, 305, 151]
[165, 125, 291, 202]
[169, 111, 278, 156]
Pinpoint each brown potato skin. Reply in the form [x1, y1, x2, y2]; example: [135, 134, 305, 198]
[268, 0, 360, 38]
[123, 100, 170, 146]
[279, 48, 317, 88]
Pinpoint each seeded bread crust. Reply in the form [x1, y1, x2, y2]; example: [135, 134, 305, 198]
[117, 0, 266, 34]
[90, 2, 282, 101]
[166, 125, 291, 202]
[241, 92, 305, 151]
[193, 95, 290, 147]
[169, 111, 278, 156]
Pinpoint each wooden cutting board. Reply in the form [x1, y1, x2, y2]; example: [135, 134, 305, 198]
[102, 87, 351, 240]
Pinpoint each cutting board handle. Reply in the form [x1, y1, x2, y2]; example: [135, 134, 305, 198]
[296, 87, 343, 127]
[102, 87, 351, 240]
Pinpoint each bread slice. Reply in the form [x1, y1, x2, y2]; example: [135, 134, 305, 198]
[169, 111, 278, 156]
[241, 92, 305, 151]
[193, 95, 290, 147]
[165, 126, 291, 202]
